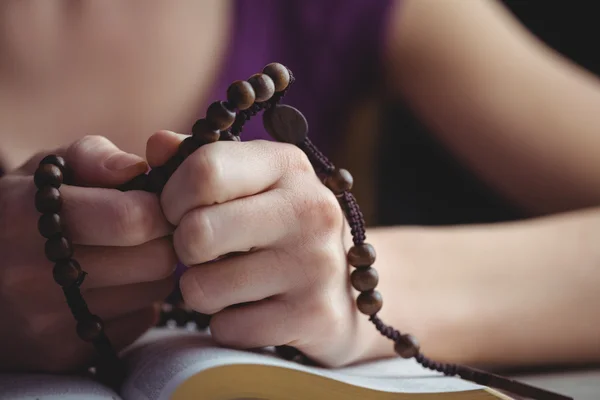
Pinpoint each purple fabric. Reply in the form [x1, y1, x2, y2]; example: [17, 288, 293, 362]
[209, 0, 395, 154]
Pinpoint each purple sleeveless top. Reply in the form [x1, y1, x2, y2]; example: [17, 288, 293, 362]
[209, 0, 395, 154]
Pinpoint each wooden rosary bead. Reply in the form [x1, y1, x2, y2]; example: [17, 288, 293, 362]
[219, 131, 240, 141]
[206, 101, 236, 131]
[178, 136, 200, 159]
[163, 155, 184, 177]
[350, 267, 379, 292]
[39, 155, 67, 173]
[119, 173, 148, 191]
[324, 168, 353, 195]
[356, 290, 383, 315]
[35, 186, 63, 214]
[247, 73, 275, 102]
[226, 80, 256, 110]
[262, 63, 291, 92]
[275, 345, 303, 361]
[45, 236, 73, 262]
[76, 315, 104, 342]
[170, 307, 189, 327]
[145, 167, 169, 193]
[53, 259, 83, 287]
[347, 243, 376, 267]
[34, 164, 63, 189]
[394, 334, 420, 359]
[193, 312, 211, 329]
[191, 119, 221, 144]
[38, 213, 63, 238]
[262, 104, 308, 145]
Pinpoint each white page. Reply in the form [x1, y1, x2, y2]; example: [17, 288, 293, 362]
[120, 328, 483, 400]
[0, 373, 121, 400]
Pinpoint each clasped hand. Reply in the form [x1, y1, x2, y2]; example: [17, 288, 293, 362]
[0, 132, 364, 374]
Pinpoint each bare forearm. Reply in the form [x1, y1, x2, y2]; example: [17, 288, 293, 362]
[385, 0, 600, 214]
[360, 208, 600, 367]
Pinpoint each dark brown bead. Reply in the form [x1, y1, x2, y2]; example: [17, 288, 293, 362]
[356, 290, 383, 315]
[247, 73, 275, 102]
[39, 155, 67, 174]
[45, 236, 73, 262]
[170, 307, 189, 327]
[35, 187, 63, 214]
[193, 312, 211, 329]
[191, 119, 221, 144]
[118, 173, 148, 191]
[38, 213, 63, 238]
[347, 243, 376, 267]
[145, 167, 168, 193]
[275, 345, 302, 361]
[227, 80, 256, 110]
[206, 101, 236, 131]
[262, 104, 308, 145]
[394, 334, 420, 359]
[262, 63, 291, 92]
[76, 315, 104, 342]
[219, 131, 240, 141]
[324, 168, 353, 195]
[53, 259, 82, 287]
[34, 164, 63, 189]
[351, 267, 379, 292]
[178, 136, 200, 159]
[163, 155, 184, 177]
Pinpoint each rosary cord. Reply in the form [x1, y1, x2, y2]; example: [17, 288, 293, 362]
[33, 63, 572, 400]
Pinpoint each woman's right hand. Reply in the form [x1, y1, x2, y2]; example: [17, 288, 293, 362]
[0, 136, 176, 373]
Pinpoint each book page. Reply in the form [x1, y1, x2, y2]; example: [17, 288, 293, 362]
[0, 373, 121, 400]
[120, 328, 483, 400]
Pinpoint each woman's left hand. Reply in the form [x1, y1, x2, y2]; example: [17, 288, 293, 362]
[146, 130, 368, 367]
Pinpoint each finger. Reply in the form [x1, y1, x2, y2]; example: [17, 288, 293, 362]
[84, 277, 175, 321]
[11, 175, 172, 247]
[173, 189, 298, 265]
[146, 130, 187, 168]
[210, 298, 297, 349]
[161, 140, 310, 225]
[179, 250, 297, 315]
[60, 184, 173, 246]
[74, 237, 177, 289]
[102, 305, 158, 351]
[65, 135, 149, 187]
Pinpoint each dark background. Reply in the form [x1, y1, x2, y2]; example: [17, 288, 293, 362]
[376, 1, 600, 226]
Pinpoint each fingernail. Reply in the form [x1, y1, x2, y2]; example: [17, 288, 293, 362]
[104, 152, 148, 172]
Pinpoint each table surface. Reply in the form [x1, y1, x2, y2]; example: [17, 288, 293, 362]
[510, 366, 600, 399]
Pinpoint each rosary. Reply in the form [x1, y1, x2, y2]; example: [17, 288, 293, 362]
[32, 63, 571, 400]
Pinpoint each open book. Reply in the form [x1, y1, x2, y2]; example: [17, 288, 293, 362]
[0, 328, 512, 400]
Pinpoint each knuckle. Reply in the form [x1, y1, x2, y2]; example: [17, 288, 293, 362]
[189, 146, 224, 203]
[280, 143, 313, 174]
[173, 210, 214, 266]
[112, 195, 149, 245]
[293, 190, 343, 238]
[67, 135, 107, 156]
[25, 313, 59, 340]
[302, 244, 341, 288]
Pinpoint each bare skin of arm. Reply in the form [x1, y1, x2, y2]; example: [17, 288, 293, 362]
[385, 0, 600, 215]
[353, 0, 600, 368]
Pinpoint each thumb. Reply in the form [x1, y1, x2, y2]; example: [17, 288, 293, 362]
[65, 135, 149, 187]
[145, 130, 187, 168]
